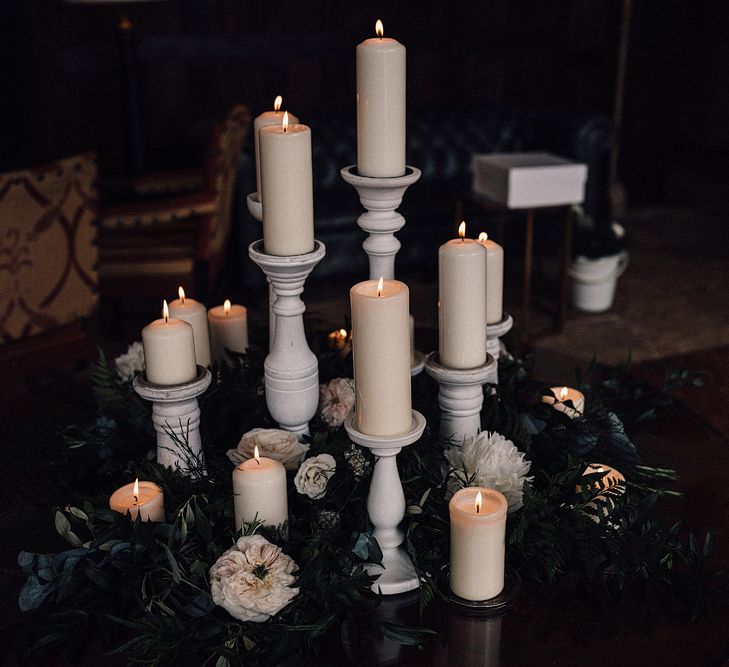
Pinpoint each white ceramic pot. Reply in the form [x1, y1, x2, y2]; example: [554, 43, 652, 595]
[570, 251, 629, 313]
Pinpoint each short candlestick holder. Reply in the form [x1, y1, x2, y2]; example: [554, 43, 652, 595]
[249, 239, 326, 436]
[424, 352, 497, 445]
[486, 313, 514, 373]
[340, 165, 421, 280]
[133, 365, 212, 476]
[344, 410, 427, 595]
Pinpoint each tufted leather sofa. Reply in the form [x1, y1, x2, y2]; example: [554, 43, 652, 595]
[238, 107, 615, 286]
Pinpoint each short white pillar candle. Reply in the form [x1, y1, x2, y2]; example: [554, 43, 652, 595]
[168, 286, 211, 368]
[542, 386, 585, 419]
[350, 278, 412, 436]
[253, 96, 299, 199]
[449, 487, 508, 601]
[356, 20, 406, 177]
[109, 478, 165, 522]
[477, 232, 505, 325]
[208, 299, 248, 366]
[141, 300, 197, 385]
[439, 223, 488, 369]
[232, 446, 288, 532]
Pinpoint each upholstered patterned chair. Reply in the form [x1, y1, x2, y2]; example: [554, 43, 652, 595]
[98, 104, 250, 301]
[0, 152, 99, 378]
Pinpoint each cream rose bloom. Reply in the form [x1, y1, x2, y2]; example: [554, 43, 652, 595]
[294, 454, 336, 499]
[319, 378, 355, 428]
[227, 428, 309, 470]
[209, 534, 299, 623]
[114, 341, 145, 380]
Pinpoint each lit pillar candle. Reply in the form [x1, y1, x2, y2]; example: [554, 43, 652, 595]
[542, 386, 585, 419]
[449, 487, 507, 601]
[232, 446, 288, 531]
[208, 299, 248, 366]
[109, 478, 165, 522]
[477, 232, 504, 324]
[350, 277, 412, 436]
[577, 463, 626, 522]
[439, 223, 488, 369]
[253, 96, 299, 199]
[356, 20, 406, 177]
[141, 300, 197, 385]
[259, 112, 314, 256]
[168, 286, 211, 368]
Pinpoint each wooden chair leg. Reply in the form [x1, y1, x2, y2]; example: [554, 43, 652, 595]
[558, 206, 573, 332]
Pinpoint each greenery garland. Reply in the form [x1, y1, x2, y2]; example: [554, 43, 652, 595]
[4, 336, 725, 665]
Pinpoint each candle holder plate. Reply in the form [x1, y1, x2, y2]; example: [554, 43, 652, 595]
[438, 567, 521, 616]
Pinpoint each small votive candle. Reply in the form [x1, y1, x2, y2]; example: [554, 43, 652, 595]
[449, 487, 508, 601]
[542, 386, 585, 419]
[109, 478, 165, 522]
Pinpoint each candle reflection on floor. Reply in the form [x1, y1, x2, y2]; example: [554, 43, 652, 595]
[434, 609, 503, 667]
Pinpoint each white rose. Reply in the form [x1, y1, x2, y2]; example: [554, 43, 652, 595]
[227, 428, 309, 470]
[294, 454, 336, 499]
[209, 534, 298, 623]
[319, 378, 355, 428]
[114, 341, 145, 380]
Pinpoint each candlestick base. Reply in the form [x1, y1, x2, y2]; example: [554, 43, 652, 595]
[424, 352, 497, 445]
[133, 365, 212, 476]
[439, 567, 521, 616]
[344, 410, 427, 595]
[411, 350, 425, 376]
[486, 313, 514, 376]
[246, 192, 262, 222]
[340, 165, 421, 280]
[249, 240, 326, 436]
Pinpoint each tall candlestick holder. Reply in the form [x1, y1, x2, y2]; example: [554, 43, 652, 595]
[133, 365, 212, 476]
[340, 165, 421, 280]
[249, 239, 326, 436]
[424, 352, 497, 445]
[486, 313, 514, 384]
[344, 410, 426, 595]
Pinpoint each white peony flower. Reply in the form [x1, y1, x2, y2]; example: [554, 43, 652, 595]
[444, 431, 533, 512]
[114, 341, 145, 380]
[294, 454, 336, 499]
[227, 428, 309, 471]
[319, 378, 355, 428]
[209, 534, 298, 622]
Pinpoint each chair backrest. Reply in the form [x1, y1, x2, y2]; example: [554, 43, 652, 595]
[0, 152, 98, 344]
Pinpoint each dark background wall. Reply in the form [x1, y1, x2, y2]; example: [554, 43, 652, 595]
[2, 0, 727, 205]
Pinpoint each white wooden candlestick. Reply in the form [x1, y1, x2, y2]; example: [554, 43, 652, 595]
[248, 239, 325, 436]
[486, 313, 514, 383]
[133, 365, 211, 476]
[424, 352, 497, 445]
[344, 410, 426, 595]
[340, 165, 421, 280]
[247, 192, 277, 351]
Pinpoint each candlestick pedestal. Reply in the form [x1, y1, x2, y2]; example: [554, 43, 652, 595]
[486, 313, 514, 369]
[133, 365, 212, 476]
[344, 410, 427, 595]
[249, 240, 325, 436]
[424, 352, 497, 445]
[340, 165, 421, 280]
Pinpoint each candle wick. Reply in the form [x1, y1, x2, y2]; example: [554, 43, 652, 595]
[255, 458, 261, 466]
[476, 505, 480, 514]
[133, 494, 139, 504]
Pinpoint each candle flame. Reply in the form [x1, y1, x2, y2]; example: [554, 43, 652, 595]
[133, 478, 139, 504]
[339, 328, 347, 337]
[224, 299, 231, 315]
[274, 95, 283, 112]
[162, 300, 169, 323]
[178, 286, 185, 303]
[458, 221, 466, 239]
[254, 445, 261, 464]
[283, 111, 289, 132]
[559, 386, 569, 401]
[377, 276, 384, 297]
[475, 490, 482, 514]
[478, 232, 488, 242]
[375, 19, 384, 37]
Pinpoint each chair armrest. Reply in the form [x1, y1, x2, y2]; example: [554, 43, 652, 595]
[100, 192, 216, 230]
[132, 168, 204, 196]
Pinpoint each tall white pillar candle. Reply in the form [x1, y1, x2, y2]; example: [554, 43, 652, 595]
[356, 20, 406, 177]
[141, 300, 197, 385]
[253, 96, 299, 199]
[168, 286, 211, 368]
[449, 487, 507, 601]
[259, 113, 314, 256]
[478, 233, 504, 324]
[232, 448, 288, 531]
[542, 386, 585, 419]
[109, 479, 165, 522]
[439, 224, 488, 369]
[350, 278, 412, 436]
[208, 299, 248, 366]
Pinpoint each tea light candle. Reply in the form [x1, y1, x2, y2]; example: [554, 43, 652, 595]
[208, 299, 248, 366]
[542, 386, 585, 419]
[478, 232, 504, 325]
[168, 286, 211, 368]
[356, 20, 406, 177]
[253, 96, 299, 199]
[232, 446, 288, 532]
[449, 487, 507, 601]
[141, 300, 197, 385]
[577, 463, 626, 522]
[109, 478, 165, 522]
[439, 223, 488, 369]
[350, 277, 412, 436]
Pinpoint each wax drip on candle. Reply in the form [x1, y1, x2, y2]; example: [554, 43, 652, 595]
[133, 477, 139, 504]
[377, 276, 384, 297]
[224, 299, 231, 316]
[375, 19, 384, 39]
[273, 95, 282, 112]
[558, 386, 569, 401]
[282, 111, 289, 133]
[478, 232, 488, 242]
[458, 221, 466, 242]
[253, 445, 261, 465]
[162, 299, 169, 323]
[475, 490, 483, 514]
[178, 286, 186, 304]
